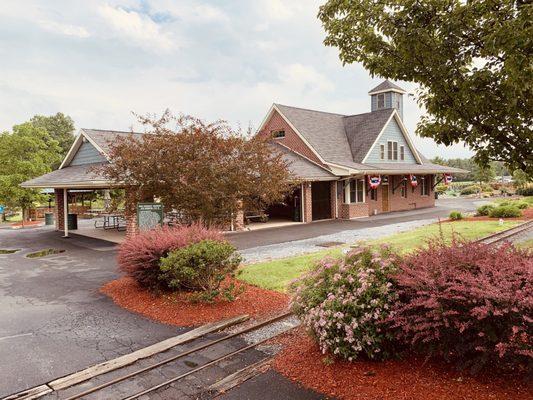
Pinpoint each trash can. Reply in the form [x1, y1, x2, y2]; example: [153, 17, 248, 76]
[45, 212, 54, 225]
[67, 213, 78, 230]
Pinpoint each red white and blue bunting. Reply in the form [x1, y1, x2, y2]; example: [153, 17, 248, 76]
[409, 174, 418, 187]
[367, 175, 382, 189]
[443, 173, 453, 185]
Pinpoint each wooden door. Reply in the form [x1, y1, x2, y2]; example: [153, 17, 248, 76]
[381, 184, 390, 212]
[311, 181, 331, 221]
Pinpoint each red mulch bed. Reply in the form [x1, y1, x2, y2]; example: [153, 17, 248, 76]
[441, 208, 533, 223]
[11, 221, 43, 228]
[273, 329, 532, 400]
[100, 277, 289, 327]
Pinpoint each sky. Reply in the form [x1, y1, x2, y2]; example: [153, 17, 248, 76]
[0, 0, 473, 159]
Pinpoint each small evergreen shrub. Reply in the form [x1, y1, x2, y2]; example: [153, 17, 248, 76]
[290, 247, 399, 361]
[476, 204, 495, 216]
[390, 240, 533, 373]
[117, 224, 225, 289]
[159, 240, 241, 296]
[516, 185, 533, 196]
[460, 185, 480, 195]
[448, 211, 463, 220]
[510, 201, 529, 209]
[488, 205, 522, 218]
[435, 184, 447, 195]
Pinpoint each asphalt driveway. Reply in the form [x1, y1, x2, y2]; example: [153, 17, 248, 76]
[0, 228, 181, 397]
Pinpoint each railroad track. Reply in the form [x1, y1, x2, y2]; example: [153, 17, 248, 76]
[7, 312, 298, 400]
[475, 220, 533, 245]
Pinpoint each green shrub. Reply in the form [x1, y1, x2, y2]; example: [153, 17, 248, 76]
[460, 185, 480, 195]
[488, 206, 522, 218]
[435, 184, 448, 194]
[159, 240, 241, 299]
[516, 185, 533, 196]
[290, 247, 399, 361]
[476, 204, 495, 216]
[448, 211, 463, 220]
[510, 201, 529, 209]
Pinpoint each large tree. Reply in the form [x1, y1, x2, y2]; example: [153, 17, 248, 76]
[319, 0, 532, 174]
[99, 112, 295, 225]
[0, 123, 62, 220]
[30, 112, 75, 160]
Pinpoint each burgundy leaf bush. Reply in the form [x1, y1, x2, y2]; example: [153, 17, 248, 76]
[389, 239, 532, 373]
[117, 224, 225, 289]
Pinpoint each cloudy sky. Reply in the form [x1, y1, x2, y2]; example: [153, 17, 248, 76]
[0, 0, 472, 158]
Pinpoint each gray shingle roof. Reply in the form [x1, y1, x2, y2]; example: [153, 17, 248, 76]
[82, 129, 145, 156]
[344, 109, 394, 163]
[368, 80, 406, 94]
[271, 143, 337, 181]
[20, 163, 111, 188]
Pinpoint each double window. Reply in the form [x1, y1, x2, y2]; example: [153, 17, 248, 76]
[347, 179, 365, 203]
[387, 141, 398, 160]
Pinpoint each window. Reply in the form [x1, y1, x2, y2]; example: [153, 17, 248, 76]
[387, 141, 398, 160]
[348, 179, 365, 203]
[377, 94, 385, 109]
[421, 176, 429, 196]
[400, 145, 405, 161]
[400, 179, 407, 198]
[271, 130, 285, 139]
[380, 144, 385, 160]
[370, 188, 377, 201]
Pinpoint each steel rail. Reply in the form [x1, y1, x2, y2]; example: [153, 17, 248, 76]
[63, 311, 293, 400]
[475, 220, 533, 244]
[122, 326, 295, 400]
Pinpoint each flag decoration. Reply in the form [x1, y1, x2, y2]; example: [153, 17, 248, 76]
[444, 173, 453, 185]
[409, 174, 418, 187]
[367, 175, 381, 189]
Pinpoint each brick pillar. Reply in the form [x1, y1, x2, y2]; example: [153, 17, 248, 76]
[303, 183, 312, 222]
[124, 188, 139, 238]
[234, 201, 245, 231]
[54, 189, 65, 231]
[330, 181, 337, 219]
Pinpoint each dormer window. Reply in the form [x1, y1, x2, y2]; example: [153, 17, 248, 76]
[377, 94, 385, 109]
[272, 130, 285, 139]
[387, 141, 398, 160]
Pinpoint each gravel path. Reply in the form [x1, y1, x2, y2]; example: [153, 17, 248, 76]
[240, 218, 436, 263]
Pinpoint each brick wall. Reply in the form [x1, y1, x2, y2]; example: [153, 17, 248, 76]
[339, 203, 369, 219]
[330, 181, 337, 219]
[258, 110, 324, 166]
[54, 189, 65, 231]
[367, 175, 435, 214]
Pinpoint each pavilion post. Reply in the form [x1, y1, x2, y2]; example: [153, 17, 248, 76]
[63, 188, 69, 238]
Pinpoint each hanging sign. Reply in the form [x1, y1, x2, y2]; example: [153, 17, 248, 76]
[137, 203, 164, 231]
[367, 175, 382, 189]
[409, 174, 418, 188]
[443, 173, 453, 185]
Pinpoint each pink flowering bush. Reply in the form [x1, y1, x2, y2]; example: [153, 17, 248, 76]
[390, 239, 532, 373]
[290, 247, 399, 361]
[118, 224, 225, 289]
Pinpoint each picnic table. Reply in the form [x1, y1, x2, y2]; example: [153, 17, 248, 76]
[94, 214, 126, 231]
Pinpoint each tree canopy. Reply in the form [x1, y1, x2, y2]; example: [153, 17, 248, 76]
[30, 112, 75, 160]
[99, 112, 295, 226]
[319, 0, 532, 174]
[0, 123, 62, 218]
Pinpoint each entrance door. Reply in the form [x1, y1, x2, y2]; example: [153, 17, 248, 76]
[381, 184, 390, 212]
[311, 181, 331, 221]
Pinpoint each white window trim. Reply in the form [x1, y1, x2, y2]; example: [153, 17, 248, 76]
[344, 178, 366, 204]
[420, 176, 429, 196]
[377, 93, 385, 109]
[380, 144, 385, 160]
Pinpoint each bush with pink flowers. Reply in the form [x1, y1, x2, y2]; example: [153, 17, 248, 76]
[117, 224, 226, 289]
[290, 247, 399, 361]
[390, 239, 532, 373]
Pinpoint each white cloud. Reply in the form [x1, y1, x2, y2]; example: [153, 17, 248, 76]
[38, 20, 91, 38]
[98, 4, 175, 52]
[279, 64, 334, 93]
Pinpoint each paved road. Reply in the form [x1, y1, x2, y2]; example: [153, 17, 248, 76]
[228, 197, 483, 250]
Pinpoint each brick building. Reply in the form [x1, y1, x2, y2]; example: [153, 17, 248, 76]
[257, 80, 467, 222]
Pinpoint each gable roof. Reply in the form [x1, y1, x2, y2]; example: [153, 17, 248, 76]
[368, 80, 406, 95]
[20, 162, 111, 189]
[271, 142, 337, 181]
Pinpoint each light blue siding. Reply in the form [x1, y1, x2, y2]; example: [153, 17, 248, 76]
[69, 140, 107, 166]
[365, 118, 417, 163]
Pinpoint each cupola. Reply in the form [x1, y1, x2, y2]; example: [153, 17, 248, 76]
[368, 79, 406, 119]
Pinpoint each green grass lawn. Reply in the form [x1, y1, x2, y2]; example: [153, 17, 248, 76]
[517, 238, 533, 250]
[238, 220, 522, 292]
